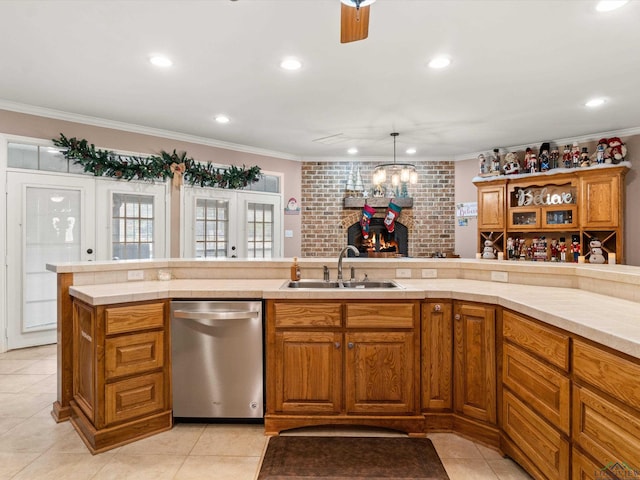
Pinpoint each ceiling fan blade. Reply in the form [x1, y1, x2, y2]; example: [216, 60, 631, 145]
[340, 3, 370, 43]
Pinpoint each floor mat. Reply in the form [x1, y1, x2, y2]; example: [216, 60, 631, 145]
[257, 436, 450, 479]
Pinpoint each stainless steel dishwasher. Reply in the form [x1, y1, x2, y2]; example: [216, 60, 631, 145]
[171, 300, 263, 419]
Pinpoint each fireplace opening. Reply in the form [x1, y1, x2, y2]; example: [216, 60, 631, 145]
[347, 218, 408, 257]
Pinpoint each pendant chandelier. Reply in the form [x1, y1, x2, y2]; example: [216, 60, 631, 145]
[372, 132, 418, 187]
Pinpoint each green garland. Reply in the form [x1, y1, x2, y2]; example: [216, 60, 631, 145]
[52, 133, 262, 189]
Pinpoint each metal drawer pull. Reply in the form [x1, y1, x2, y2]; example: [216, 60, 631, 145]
[348, 342, 354, 349]
[434, 304, 441, 312]
[335, 342, 341, 349]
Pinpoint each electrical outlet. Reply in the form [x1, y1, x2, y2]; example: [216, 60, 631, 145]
[421, 269, 437, 279]
[395, 268, 412, 279]
[491, 271, 508, 283]
[127, 270, 145, 281]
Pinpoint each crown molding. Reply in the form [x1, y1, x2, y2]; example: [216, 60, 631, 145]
[0, 100, 301, 162]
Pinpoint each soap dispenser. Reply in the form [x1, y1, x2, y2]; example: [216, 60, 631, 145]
[290, 257, 301, 281]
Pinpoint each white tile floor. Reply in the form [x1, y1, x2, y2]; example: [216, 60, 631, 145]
[0, 345, 532, 480]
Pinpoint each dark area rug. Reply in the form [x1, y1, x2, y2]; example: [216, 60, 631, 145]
[257, 436, 450, 479]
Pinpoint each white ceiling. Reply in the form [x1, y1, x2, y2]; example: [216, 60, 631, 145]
[1, 0, 639, 161]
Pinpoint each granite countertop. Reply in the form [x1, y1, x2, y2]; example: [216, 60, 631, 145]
[69, 277, 640, 360]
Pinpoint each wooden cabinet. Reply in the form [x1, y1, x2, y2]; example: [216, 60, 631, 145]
[501, 311, 571, 480]
[265, 299, 422, 436]
[453, 302, 497, 425]
[474, 165, 628, 263]
[70, 299, 171, 453]
[572, 339, 640, 477]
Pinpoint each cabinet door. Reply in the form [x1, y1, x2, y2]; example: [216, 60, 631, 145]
[478, 185, 505, 230]
[274, 330, 342, 414]
[453, 302, 496, 424]
[580, 174, 620, 228]
[345, 331, 415, 414]
[422, 301, 453, 410]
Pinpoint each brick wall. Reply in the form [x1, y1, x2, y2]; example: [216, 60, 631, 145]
[301, 161, 455, 257]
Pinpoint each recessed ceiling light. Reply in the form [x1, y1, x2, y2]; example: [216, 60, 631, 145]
[280, 58, 302, 71]
[406, 148, 417, 155]
[215, 115, 230, 124]
[428, 56, 451, 69]
[595, 0, 629, 12]
[585, 97, 606, 107]
[149, 55, 172, 68]
[347, 147, 358, 154]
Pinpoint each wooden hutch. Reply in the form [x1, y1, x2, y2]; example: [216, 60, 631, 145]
[474, 164, 629, 264]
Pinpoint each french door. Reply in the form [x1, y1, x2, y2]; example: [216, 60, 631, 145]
[5, 172, 169, 350]
[182, 187, 282, 258]
[6, 172, 96, 349]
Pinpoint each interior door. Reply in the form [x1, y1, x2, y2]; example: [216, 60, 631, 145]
[6, 171, 95, 349]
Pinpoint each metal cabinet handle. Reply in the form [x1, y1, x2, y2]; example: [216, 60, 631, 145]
[434, 304, 441, 312]
[335, 342, 341, 349]
[454, 314, 461, 320]
[348, 342, 354, 349]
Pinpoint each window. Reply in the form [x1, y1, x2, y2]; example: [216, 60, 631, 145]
[111, 194, 155, 259]
[8, 142, 85, 174]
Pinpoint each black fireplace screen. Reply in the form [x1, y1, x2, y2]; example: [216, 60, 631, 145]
[347, 218, 408, 257]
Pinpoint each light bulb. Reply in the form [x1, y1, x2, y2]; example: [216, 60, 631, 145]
[391, 173, 400, 186]
[400, 168, 410, 183]
[410, 171, 418, 185]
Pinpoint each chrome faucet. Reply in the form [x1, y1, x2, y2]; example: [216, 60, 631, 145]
[337, 245, 359, 281]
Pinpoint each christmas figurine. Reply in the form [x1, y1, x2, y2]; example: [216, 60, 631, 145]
[593, 138, 608, 164]
[503, 152, 520, 175]
[550, 148, 559, 169]
[580, 147, 590, 167]
[571, 235, 581, 262]
[589, 239, 606, 264]
[529, 153, 538, 173]
[562, 145, 572, 168]
[524, 147, 533, 171]
[607, 137, 627, 163]
[384, 201, 402, 233]
[491, 148, 501, 174]
[360, 204, 376, 239]
[538, 142, 551, 172]
[572, 142, 581, 168]
[478, 153, 486, 174]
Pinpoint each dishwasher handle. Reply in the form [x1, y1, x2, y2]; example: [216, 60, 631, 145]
[173, 310, 260, 321]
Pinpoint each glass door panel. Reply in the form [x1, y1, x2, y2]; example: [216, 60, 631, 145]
[6, 172, 95, 349]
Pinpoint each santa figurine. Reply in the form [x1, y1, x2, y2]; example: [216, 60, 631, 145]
[607, 137, 627, 163]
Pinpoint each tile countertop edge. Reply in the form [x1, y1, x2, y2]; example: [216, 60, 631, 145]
[68, 278, 640, 360]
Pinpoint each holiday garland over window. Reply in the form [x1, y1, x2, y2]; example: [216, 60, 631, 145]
[52, 133, 262, 189]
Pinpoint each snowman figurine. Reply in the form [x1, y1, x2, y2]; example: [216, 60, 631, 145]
[589, 239, 606, 264]
[482, 239, 496, 259]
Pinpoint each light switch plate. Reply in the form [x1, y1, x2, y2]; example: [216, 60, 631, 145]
[285, 230, 293, 238]
[127, 270, 144, 281]
[491, 271, 508, 283]
[395, 268, 412, 279]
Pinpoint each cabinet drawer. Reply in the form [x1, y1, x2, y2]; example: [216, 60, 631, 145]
[572, 448, 608, 480]
[105, 371, 165, 425]
[105, 302, 165, 335]
[572, 384, 640, 472]
[105, 331, 164, 380]
[503, 310, 569, 371]
[346, 303, 415, 328]
[573, 339, 640, 410]
[503, 390, 570, 480]
[503, 343, 570, 434]
[274, 303, 342, 328]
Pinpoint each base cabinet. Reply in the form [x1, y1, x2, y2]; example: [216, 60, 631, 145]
[266, 300, 422, 435]
[70, 299, 172, 453]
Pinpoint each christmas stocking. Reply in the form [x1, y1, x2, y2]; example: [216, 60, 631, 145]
[360, 204, 376, 239]
[384, 201, 402, 233]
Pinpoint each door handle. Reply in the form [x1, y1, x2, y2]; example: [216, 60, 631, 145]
[173, 310, 260, 321]
[86, 248, 93, 254]
[348, 342, 354, 349]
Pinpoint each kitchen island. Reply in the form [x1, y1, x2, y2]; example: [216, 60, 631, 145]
[47, 258, 640, 478]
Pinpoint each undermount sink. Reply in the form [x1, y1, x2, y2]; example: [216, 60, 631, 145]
[285, 279, 402, 289]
